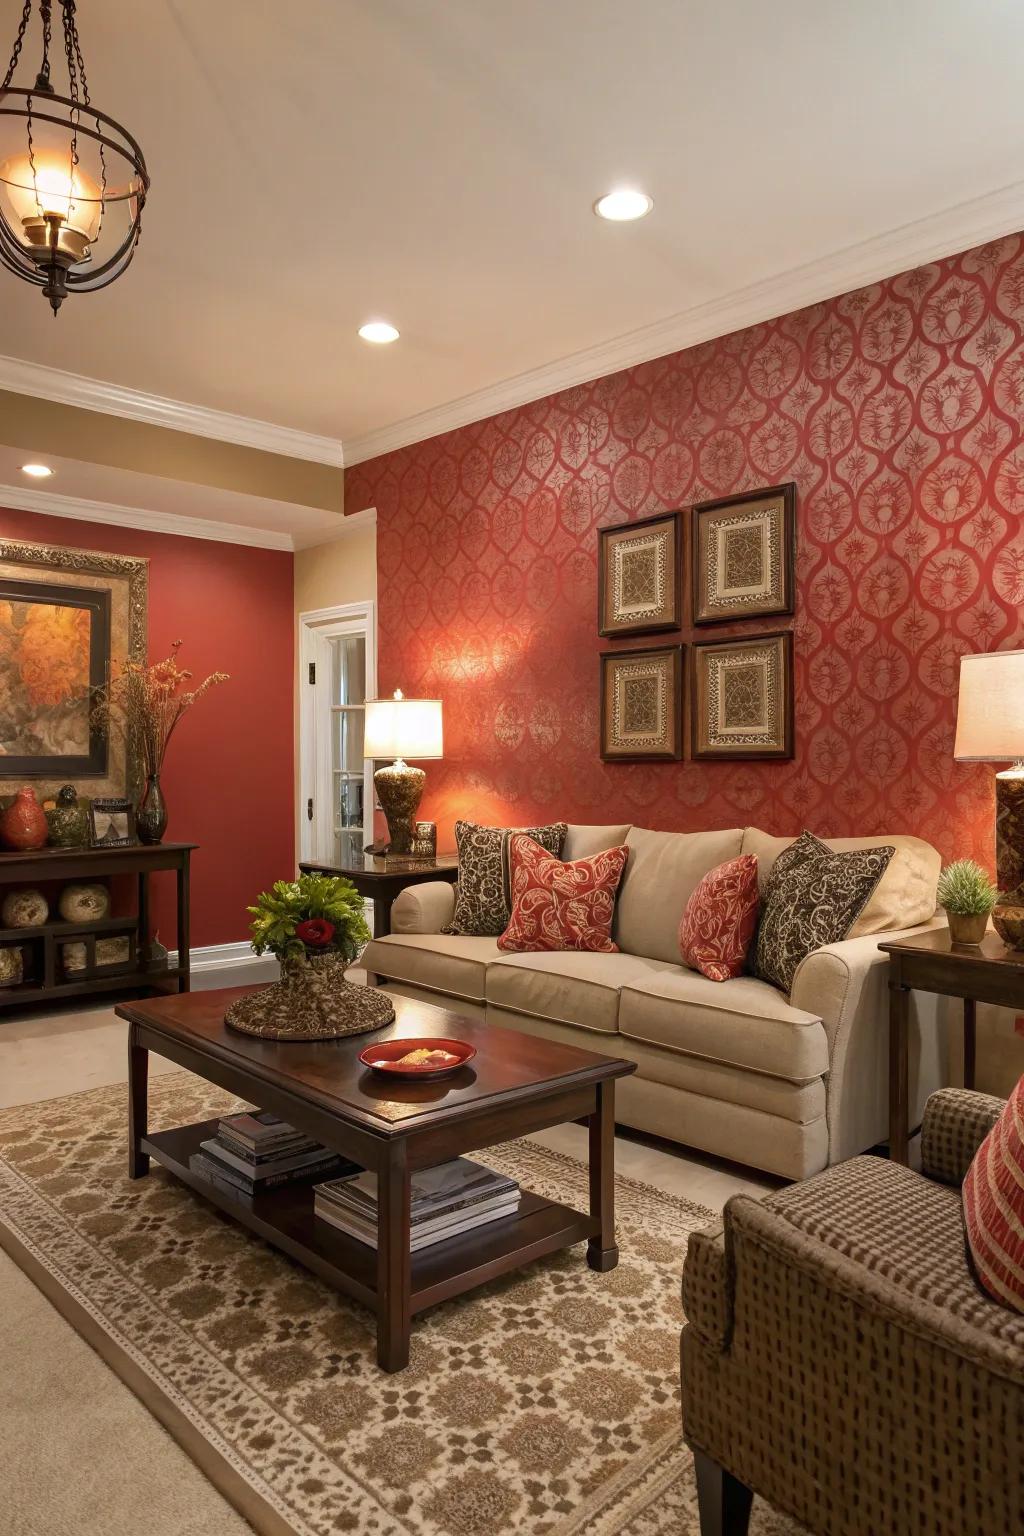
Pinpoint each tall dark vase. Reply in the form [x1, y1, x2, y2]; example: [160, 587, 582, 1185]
[137, 773, 168, 844]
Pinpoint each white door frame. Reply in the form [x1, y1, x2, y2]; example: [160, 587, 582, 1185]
[297, 600, 377, 866]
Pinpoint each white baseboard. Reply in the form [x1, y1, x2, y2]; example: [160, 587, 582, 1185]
[168, 942, 278, 977]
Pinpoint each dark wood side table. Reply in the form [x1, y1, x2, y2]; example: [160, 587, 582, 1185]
[879, 928, 1024, 1164]
[299, 854, 458, 938]
[0, 841, 194, 1012]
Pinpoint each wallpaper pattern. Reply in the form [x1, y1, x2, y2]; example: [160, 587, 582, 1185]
[347, 236, 1024, 866]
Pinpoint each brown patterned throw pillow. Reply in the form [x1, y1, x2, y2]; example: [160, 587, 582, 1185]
[755, 830, 894, 994]
[443, 819, 567, 936]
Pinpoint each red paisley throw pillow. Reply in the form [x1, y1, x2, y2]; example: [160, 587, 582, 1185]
[498, 834, 628, 953]
[678, 854, 759, 982]
[963, 1074, 1024, 1314]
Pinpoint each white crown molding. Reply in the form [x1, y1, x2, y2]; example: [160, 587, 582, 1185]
[342, 178, 1024, 465]
[0, 482, 295, 551]
[0, 354, 344, 468]
[291, 505, 376, 550]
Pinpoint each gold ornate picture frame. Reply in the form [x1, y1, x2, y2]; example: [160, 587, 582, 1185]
[598, 511, 682, 637]
[691, 631, 793, 760]
[0, 536, 148, 801]
[600, 646, 683, 762]
[692, 483, 795, 625]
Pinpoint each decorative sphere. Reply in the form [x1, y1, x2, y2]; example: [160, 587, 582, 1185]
[0, 946, 24, 987]
[58, 883, 110, 923]
[1, 888, 49, 928]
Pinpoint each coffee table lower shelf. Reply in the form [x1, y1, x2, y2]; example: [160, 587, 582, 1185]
[143, 1119, 600, 1316]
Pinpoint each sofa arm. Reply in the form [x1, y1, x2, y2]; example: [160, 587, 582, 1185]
[921, 1088, 1004, 1186]
[681, 1223, 729, 1352]
[391, 881, 456, 935]
[789, 917, 947, 1163]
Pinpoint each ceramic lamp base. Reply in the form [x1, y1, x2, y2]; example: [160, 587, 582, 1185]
[374, 761, 426, 855]
[996, 766, 1024, 902]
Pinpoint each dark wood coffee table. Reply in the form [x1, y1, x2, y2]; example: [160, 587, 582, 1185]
[116, 987, 635, 1371]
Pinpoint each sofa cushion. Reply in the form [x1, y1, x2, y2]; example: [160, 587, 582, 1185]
[614, 826, 744, 963]
[562, 823, 632, 860]
[362, 933, 501, 1003]
[499, 834, 628, 953]
[486, 950, 678, 1033]
[754, 831, 894, 993]
[678, 853, 760, 981]
[444, 819, 567, 936]
[742, 826, 940, 937]
[618, 968, 828, 1082]
[769, 1154, 1024, 1349]
[963, 1074, 1024, 1314]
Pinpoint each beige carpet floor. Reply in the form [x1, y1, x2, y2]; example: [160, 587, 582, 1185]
[0, 1074, 800, 1536]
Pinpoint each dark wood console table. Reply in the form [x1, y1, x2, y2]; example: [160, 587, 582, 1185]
[879, 927, 1024, 1164]
[299, 853, 458, 937]
[0, 842, 194, 1012]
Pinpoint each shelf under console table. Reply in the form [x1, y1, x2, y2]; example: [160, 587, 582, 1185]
[0, 842, 195, 1012]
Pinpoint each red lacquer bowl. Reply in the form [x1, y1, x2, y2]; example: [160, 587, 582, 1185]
[358, 1037, 476, 1080]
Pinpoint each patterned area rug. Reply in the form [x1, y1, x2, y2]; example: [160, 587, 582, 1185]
[0, 1076, 800, 1536]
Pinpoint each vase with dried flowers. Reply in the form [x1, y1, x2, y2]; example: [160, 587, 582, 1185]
[97, 642, 229, 844]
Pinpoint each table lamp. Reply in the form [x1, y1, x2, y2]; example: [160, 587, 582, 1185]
[363, 690, 443, 856]
[953, 648, 1024, 899]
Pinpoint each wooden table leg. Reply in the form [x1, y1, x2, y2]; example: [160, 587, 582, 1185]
[376, 1143, 411, 1371]
[177, 850, 191, 993]
[963, 997, 977, 1090]
[128, 1023, 150, 1179]
[692, 1448, 753, 1536]
[587, 1079, 618, 1271]
[888, 980, 910, 1165]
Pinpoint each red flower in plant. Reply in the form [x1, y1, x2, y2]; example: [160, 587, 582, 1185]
[296, 918, 335, 948]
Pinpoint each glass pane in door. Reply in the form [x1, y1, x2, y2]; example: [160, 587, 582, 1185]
[328, 633, 366, 865]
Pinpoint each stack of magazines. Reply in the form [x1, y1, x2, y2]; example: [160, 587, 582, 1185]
[189, 1110, 358, 1197]
[314, 1157, 520, 1251]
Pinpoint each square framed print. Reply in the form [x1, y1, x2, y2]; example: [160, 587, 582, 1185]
[600, 646, 683, 761]
[89, 797, 137, 848]
[598, 511, 681, 636]
[691, 631, 793, 760]
[692, 482, 795, 625]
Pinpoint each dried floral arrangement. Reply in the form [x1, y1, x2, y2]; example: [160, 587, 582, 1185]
[96, 641, 229, 781]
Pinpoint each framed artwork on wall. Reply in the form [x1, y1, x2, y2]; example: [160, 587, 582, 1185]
[600, 645, 683, 761]
[598, 511, 682, 636]
[692, 482, 795, 625]
[0, 537, 148, 802]
[691, 631, 794, 760]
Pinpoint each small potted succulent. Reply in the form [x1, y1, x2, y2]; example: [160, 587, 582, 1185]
[225, 872, 394, 1041]
[936, 860, 999, 945]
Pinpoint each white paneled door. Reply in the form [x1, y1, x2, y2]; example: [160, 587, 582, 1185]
[298, 603, 376, 869]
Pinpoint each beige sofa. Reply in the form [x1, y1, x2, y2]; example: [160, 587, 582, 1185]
[361, 824, 948, 1179]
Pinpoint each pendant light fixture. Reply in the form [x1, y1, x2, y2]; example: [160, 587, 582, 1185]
[0, 0, 149, 313]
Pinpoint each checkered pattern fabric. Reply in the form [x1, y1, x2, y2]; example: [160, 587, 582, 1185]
[922, 1086, 1004, 1187]
[681, 1091, 1024, 1536]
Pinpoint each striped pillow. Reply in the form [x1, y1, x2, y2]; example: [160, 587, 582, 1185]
[963, 1075, 1024, 1314]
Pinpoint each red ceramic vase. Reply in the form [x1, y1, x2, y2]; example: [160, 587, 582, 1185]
[0, 786, 49, 851]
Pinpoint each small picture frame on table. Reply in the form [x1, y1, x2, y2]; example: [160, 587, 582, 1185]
[691, 631, 794, 761]
[600, 646, 683, 761]
[598, 511, 682, 636]
[692, 482, 795, 625]
[89, 797, 137, 848]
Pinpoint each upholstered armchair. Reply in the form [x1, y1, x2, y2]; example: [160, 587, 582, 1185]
[680, 1089, 1024, 1536]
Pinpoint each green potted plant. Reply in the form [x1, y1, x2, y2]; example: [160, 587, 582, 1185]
[936, 860, 999, 945]
[225, 873, 394, 1041]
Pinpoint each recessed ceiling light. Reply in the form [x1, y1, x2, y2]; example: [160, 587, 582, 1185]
[594, 189, 654, 222]
[21, 463, 53, 478]
[358, 321, 400, 344]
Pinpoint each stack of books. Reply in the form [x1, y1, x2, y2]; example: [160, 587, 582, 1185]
[314, 1157, 520, 1251]
[189, 1110, 358, 1198]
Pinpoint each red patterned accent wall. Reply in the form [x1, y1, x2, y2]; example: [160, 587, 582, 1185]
[347, 236, 1024, 867]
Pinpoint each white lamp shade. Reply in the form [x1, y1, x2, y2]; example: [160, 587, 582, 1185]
[364, 696, 443, 760]
[953, 649, 1024, 761]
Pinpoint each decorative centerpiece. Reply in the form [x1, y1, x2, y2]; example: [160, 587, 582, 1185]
[937, 860, 999, 946]
[226, 872, 393, 1041]
[97, 641, 229, 844]
[45, 786, 91, 848]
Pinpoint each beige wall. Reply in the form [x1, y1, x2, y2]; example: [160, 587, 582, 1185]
[294, 519, 377, 612]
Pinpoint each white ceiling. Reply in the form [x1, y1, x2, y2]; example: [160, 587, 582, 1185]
[2, 0, 1024, 461]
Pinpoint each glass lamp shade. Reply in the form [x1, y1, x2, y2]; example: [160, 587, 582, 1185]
[364, 695, 443, 761]
[0, 150, 102, 262]
[954, 649, 1024, 762]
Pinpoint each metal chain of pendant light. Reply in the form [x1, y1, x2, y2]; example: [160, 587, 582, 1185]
[0, 0, 149, 313]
